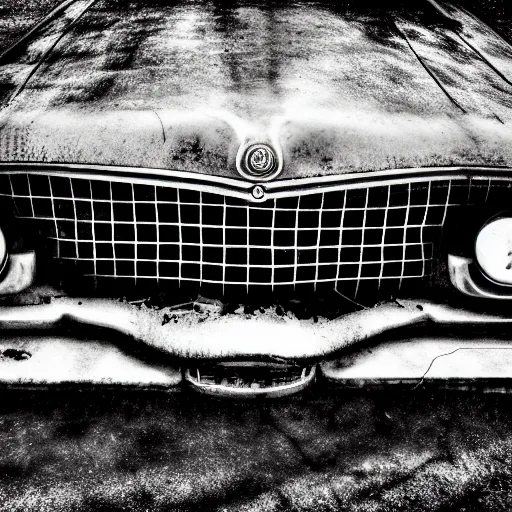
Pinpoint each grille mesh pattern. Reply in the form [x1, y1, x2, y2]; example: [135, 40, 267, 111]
[0, 173, 506, 298]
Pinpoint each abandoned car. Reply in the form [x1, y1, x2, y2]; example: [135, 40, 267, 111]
[0, 0, 511, 396]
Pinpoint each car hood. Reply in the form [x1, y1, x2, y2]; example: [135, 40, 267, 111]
[0, 0, 512, 180]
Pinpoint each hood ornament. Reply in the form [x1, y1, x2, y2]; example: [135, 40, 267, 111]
[236, 142, 283, 182]
[247, 145, 275, 174]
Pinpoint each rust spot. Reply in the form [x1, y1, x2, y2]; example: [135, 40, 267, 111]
[1, 348, 31, 361]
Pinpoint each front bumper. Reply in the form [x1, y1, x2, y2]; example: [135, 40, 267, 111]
[0, 334, 182, 389]
[2, 296, 512, 359]
[1, 296, 512, 396]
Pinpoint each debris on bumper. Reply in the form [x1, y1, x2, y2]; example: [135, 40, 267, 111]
[0, 296, 512, 395]
[0, 297, 511, 361]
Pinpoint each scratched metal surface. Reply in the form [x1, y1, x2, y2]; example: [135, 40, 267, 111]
[0, 0, 512, 178]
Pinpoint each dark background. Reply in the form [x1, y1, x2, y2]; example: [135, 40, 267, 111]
[1, 0, 512, 510]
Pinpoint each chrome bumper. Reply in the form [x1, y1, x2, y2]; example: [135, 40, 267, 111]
[0, 334, 181, 389]
[320, 337, 512, 391]
[0, 297, 512, 396]
[184, 365, 316, 399]
[0, 297, 510, 359]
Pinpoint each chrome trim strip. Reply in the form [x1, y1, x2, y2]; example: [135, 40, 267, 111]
[448, 254, 512, 299]
[0, 252, 36, 296]
[0, 162, 256, 201]
[184, 366, 316, 398]
[0, 297, 511, 360]
[0, 163, 511, 202]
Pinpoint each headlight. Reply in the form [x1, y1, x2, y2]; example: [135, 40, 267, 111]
[0, 227, 7, 276]
[475, 215, 512, 286]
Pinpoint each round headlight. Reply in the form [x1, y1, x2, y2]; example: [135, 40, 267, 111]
[475, 216, 512, 286]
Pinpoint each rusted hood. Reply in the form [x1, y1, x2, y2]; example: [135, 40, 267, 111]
[0, 0, 512, 180]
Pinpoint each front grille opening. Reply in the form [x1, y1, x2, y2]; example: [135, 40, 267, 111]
[0, 173, 510, 302]
[187, 362, 314, 389]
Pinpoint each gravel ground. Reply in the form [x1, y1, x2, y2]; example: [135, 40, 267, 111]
[0, 388, 512, 511]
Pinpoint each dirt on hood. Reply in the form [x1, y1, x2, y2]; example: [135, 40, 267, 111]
[1, 0, 512, 178]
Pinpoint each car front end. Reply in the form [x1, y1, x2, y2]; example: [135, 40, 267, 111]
[0, 0, 512, 397]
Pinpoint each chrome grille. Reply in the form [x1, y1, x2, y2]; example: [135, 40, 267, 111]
[0, 173, 507, 299]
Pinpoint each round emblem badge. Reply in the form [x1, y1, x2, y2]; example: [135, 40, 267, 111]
[236, 142, 282, 182]
[246, 145, 275, 175]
